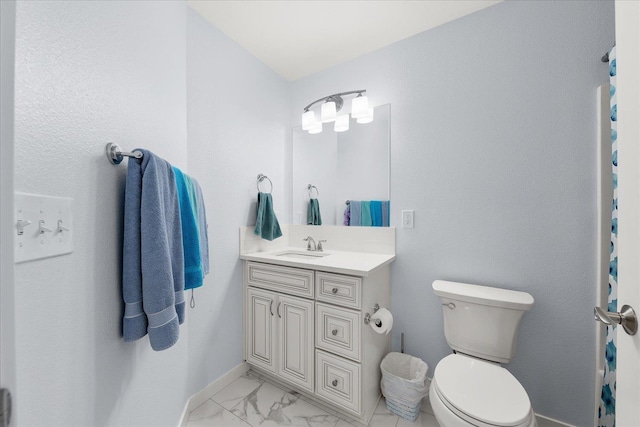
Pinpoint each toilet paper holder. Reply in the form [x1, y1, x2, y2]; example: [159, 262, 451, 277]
[364, 303, 382, 327]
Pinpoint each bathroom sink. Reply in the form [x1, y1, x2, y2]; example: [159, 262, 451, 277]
[274, 250, 331, 259]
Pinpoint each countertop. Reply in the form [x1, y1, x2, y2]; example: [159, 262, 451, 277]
[240, 247, 395, 276]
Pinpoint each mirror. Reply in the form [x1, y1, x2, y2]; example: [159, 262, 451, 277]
[291, 104, 390, 225]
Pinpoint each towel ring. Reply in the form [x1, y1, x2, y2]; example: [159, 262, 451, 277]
[308, 184, 319, 198]
[257, 174, 273, 193]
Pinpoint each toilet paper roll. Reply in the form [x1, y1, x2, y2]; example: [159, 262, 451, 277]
[370, 308, 393, 335]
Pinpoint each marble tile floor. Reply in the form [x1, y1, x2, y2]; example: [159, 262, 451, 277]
[186, 370, 439, 427]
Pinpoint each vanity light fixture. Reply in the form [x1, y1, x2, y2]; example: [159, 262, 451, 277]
[301, 90, 372, 134]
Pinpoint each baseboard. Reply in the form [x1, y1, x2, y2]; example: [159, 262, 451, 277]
[534, 413, 576, 427]
[178, 361, 250, 427]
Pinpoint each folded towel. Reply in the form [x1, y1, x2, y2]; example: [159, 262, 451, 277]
[307, 198, 322, 225]
[123, 149, 185, 351]
[255, 192, 282, 241]
[371, 201, 383, 227]
[344, 202, 351, 226]
[361, 201, 372, 226]
[382, 201, 390, 227]
[192, 178, 210, 276]
[174, 167, 203, 290]
[350, 201, 362, 226]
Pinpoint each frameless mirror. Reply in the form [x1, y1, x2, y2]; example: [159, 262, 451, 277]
[291, 104, 390, 225]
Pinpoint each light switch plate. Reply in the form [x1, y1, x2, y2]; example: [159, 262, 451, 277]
[14, 192, 73, 263]
[401, 210, 414, 228]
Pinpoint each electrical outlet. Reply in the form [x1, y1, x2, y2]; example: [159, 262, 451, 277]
[401, 210, 414, 228]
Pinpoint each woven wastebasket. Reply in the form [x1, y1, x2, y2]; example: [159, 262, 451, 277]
[380, 352, 429, 421]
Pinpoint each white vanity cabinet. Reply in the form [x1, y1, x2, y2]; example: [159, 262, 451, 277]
[243, 259, 391, 424]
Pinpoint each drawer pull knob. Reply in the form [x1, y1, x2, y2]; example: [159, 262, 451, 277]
[332, 329, 338, 336]
[332, 287, 338, 294]
[332, 379, 338, 387]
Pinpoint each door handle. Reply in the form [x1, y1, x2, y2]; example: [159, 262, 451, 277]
[277, 302, 282, 318]
[270, 300, 274, 316]
[594, 304, 638, 335]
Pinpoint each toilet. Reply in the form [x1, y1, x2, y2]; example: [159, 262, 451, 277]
[429, 280, 536, 427]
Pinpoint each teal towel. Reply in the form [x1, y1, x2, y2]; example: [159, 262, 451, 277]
[173, 167, 203, 290]
[371, 201, 383, 226]
[307, 199, 322, 225]
[361, 201, 372, 226]
[255, 192, 282, 241]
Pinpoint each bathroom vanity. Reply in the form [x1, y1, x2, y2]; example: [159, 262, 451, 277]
[240, 225, 395, 424]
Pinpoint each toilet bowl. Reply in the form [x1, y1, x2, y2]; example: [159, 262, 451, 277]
[429, 354, 536, 427]
[430, 280, 536, 427]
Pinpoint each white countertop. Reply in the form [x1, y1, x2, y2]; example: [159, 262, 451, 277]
[240, 247, 396, 276]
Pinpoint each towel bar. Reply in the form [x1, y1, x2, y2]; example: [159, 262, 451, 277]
[106, 143, 143, 165]
[308, 184, 319, 198]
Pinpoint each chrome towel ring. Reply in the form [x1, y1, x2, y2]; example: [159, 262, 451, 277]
[308, 184, 319, 198]
[257, 174, 273, 193]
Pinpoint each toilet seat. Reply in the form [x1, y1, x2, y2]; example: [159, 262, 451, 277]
[432, 354, 533, 427]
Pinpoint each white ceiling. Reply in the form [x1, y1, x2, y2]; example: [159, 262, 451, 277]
[188, 1, 502, 81]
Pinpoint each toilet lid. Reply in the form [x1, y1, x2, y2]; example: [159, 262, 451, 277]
[433, 354, 532, 427]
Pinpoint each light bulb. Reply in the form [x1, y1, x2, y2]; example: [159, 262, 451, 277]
[308, 122, 323, 134]
[356, 107, 374, 124]
[301, 110, 316, 131]
[334, 115, 349, 132]
[321, 101, 337, 123]
[351, 95, 369, 118]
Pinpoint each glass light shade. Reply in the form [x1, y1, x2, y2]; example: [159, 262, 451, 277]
[308, 122, 323, 134]
[301, 110, 316, 131]
[351, 95, 369, 118]
[321, 101, 337, 123]
[356, 107, 374, 124]
[334, 115, 350, 132]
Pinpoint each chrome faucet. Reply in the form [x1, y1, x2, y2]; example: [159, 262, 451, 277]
[303, 236, 316, 251]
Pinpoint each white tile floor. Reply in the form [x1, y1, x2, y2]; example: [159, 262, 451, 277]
[186, 370, 439, 427]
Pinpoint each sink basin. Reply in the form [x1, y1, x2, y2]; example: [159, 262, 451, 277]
[275, 250, 330, 260]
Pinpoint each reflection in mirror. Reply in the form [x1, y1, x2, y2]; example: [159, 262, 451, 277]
[292, 104, 390, 225]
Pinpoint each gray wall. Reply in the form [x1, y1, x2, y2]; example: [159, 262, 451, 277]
[185, 7, 290, 395]
[290, 1, 614, 425]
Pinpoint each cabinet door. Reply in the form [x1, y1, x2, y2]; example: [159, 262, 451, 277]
[246, 288, 277, 374]
[278, 294, 315, 392]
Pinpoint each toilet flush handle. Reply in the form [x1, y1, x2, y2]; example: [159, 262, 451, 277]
[442, 303, 455, 310]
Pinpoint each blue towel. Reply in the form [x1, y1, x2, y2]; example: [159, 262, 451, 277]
[192, 177, 210, 276]
[344, 202, 351, 226]
[350, 201, 361, 226]
[255, 192, 282, 241]
[307, 198, 322, 225]
[122, 149, 185, 351]
[173, 167, 203, 290]
[371, 201, 383, 227]
[382, 201, 390, 227]
[361, 201, 372, 226]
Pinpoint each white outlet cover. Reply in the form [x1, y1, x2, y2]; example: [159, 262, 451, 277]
[402, 210, 414, 228]
[14, 192, 74, 263]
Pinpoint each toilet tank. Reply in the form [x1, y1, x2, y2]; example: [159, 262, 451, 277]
[432, 280, 534, 364]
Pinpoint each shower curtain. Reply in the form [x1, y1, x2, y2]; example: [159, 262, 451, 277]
[599, 46, 617, 427]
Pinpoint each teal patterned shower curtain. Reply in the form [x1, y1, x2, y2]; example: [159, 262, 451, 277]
[599, 46, 617, 427]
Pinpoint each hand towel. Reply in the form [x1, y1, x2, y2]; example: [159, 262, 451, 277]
[371, 201, 383, 227]
[122, 149, 185, 351]
[382, 200, 390, 227]
[350, 201, 362, 226]
[255, 192, 282, 241]
[361, 201, 372, 226]
[192, 178, 210, 276]
[173, 167, 203, 290]
[344, 202, 351, 226]
[307, 198, 322, 225]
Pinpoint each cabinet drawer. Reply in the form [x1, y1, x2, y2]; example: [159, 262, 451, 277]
[315, 272, 361, 309]
[246, 262, 314, 299]
[315, 350, 361, 415]
[316, 303, 361, 362]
